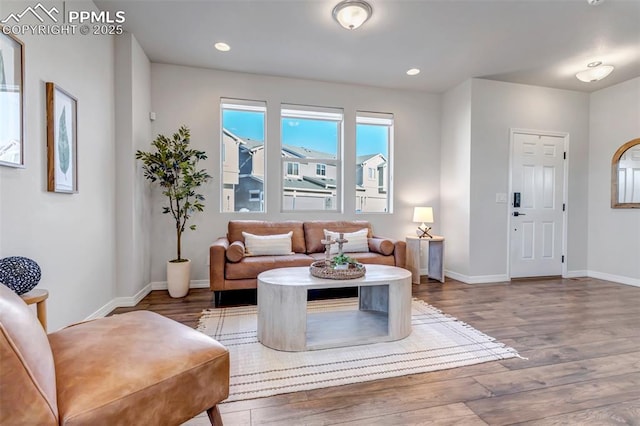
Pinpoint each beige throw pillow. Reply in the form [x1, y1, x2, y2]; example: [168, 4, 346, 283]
[242, 231, 294, 256]
[323, 228, 369, 254]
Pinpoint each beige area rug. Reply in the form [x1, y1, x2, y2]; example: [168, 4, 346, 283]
[197, 298, 521, 403]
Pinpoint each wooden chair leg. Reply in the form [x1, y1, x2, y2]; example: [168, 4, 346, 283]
[207, 405, 223, 426]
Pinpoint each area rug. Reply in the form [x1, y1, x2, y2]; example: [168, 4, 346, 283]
[197, 298, 521, 402]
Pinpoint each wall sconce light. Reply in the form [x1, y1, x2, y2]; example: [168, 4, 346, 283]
[332, 0, 373, 30]
[576, 61, 614, 82]
[413, 207, 434, 238]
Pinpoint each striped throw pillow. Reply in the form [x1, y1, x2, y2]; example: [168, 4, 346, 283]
[324, 228, 369, 254]
[242, 231, 294, 256]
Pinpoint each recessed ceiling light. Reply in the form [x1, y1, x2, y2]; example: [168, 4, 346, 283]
[406, 68, 420, 76]
[214, 42, 231, 52]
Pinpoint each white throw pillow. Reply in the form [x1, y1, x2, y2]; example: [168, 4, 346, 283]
[323, 228, 369, 254]
[242, 231, 294, 256]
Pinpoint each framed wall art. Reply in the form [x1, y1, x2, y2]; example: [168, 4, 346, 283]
[0, 29, 25, 167]
[46, 82, 78, 193]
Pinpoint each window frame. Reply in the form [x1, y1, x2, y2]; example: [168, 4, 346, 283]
[355, 111, 394, 214]
[280, 104, 343, 213]
[220, 98, 267, 214]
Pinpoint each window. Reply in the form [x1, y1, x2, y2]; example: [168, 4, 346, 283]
[356, 112, 393, 213]
[281, 105, 343, 211]
[286, 162, 300, 177]
[221, 99, 266, 212]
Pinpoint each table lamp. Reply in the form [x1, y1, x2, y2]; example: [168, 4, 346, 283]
[413, 207, 434, 238]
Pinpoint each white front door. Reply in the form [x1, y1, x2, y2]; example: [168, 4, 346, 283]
[510, 131, 566, 278]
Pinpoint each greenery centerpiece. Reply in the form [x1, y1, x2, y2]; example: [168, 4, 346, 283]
[135, 126, 211, 297]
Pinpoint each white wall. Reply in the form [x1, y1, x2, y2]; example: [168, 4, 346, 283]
[440, 80, 472, 277]
[149, 64, 440, 282]
[114, 33, 152, 300]
[0, 1, 116, 330]
[440, 78, 590, 282]
[587, 77, 640, 285]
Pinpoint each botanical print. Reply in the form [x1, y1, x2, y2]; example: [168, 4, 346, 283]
[53, 89, 75, 192]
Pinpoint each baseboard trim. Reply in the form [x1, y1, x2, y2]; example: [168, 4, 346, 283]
[587, 270, 639, 288]
[564, 270, 588, 278]
[85, 280, 210, 320]
[444, 270, 510, 284]
[150, 279, 210, 290]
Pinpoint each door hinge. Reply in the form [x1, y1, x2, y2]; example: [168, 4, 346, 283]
[563, 152, 567, 160]
[562, 255, 565, 263]
[563, 203, 566, 211]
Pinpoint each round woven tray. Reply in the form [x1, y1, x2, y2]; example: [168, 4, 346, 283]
[309, 260, 366, 280]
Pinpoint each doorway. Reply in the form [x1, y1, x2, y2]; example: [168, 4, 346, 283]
[509, 130, 567, 278]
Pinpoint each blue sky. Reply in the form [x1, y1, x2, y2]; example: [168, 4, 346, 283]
[223, 110, 388, 157]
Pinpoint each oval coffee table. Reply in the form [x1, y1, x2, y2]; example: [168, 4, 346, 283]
[257, 264, 412, 352]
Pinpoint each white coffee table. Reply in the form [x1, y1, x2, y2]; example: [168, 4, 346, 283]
[257, 264, 412, 352]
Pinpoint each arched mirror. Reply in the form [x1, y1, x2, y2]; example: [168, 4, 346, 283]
[612, 138, 640, 208]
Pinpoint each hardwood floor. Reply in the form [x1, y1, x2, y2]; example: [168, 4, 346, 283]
[111, 277, 640, 425]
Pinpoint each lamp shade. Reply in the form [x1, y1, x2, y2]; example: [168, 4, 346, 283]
[332, 0, 372, 30]
[576, 64, 614, 82]
[413, 207, 434, 224]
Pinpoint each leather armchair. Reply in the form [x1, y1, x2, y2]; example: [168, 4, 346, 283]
[0, 284, 229, 425]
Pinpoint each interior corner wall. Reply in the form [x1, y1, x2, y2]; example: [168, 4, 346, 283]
[440, 80, 472, 278]
[587, 77, 640, 285]
[114, 33, 152, 299]
[149, 64, 440, 283]
[0, 3, 116, 330]
[468, 79, 590, 279]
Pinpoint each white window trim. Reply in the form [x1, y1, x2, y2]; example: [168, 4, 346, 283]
[316, 163, 327, 177]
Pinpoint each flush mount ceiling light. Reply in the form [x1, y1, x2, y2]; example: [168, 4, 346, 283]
[575, 61, 614, 82]
[332, 0, 373, 30]
[214, 42, 231, 52]
[406, 68, 420, 76]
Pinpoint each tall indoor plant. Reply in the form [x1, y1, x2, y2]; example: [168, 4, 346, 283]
[136, 126, 211, 298]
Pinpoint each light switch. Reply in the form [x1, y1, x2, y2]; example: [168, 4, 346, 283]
[496, 193, 507, 203]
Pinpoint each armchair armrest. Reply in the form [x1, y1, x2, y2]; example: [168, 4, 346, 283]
[209, 237, 229, 291]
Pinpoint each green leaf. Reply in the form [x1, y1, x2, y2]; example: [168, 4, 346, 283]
[58, 106, 70, 176]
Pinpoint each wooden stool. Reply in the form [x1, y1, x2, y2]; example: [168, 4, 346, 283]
[20, 289, 49, 331]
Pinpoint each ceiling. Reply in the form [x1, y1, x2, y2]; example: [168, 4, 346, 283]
[95, 0, 640, 94]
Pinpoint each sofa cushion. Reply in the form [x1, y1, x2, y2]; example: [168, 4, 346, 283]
[226, 241, 245, 263]
[304, 221, 373, 253]
[324, 228, 369, 254]
[242, 231, 293, 256]
[228, 221, 306, 253]
[368, 238, 395, 256]
[225, 254, 314, 280]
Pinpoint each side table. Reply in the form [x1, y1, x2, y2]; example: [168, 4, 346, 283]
[405, 236, 445, 284]
[20, 289, 49, 331]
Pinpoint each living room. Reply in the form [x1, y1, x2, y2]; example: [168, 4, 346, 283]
[1, 0, 638, 424]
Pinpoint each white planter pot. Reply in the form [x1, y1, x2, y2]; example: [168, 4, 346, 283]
[167, 259, 190, 298]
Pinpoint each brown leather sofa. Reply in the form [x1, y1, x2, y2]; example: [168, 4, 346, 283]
[0, 284, 229, 426]
[210, 220, 406, 305]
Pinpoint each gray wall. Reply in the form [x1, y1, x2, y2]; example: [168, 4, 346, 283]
[587, 77, 640, 285]
[149, 64, 441, 282]
[0, 1, 116, 330]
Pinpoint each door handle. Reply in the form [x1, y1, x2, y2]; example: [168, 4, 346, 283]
[513, 212, 526, 217]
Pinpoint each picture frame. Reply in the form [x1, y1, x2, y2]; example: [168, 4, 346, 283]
[0, 29, 25, 168]
[46, 82, 78, 193]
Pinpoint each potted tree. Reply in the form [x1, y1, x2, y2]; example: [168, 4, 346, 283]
[136, 126, 211, 298]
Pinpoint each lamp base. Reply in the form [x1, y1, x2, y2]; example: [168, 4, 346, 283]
[416, 226, 433, 238]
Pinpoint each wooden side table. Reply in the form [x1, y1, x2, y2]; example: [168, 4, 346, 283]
[405, 236, 445, 284]
[20, 289, 49, 331]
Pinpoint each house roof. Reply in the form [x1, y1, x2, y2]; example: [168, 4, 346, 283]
[357, 153, 387, 165]
[283, 176, 334, 193]
[282, 144, 336, 160]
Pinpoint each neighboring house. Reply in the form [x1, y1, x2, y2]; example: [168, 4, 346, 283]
[225, 130, 387, 212]
[356, 154, 388, 212]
